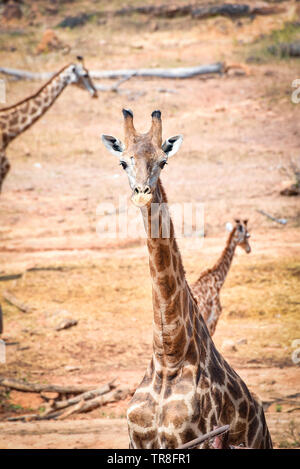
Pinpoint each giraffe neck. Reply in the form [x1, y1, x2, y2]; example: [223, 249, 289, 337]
[0, 64, 73, 149]
[140, 179, 202, 372]
[210, 228, 238, 290]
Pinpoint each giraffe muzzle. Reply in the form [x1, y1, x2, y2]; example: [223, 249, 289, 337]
[131, 185, 153, 207]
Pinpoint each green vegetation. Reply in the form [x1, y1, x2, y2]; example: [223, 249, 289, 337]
[241, 22, 300, 64]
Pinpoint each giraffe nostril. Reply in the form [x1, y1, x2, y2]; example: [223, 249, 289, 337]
[134, 187, 140, 194]
[144, 186, 151, 194]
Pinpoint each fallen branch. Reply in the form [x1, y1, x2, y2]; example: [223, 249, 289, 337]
[0, 377, 95, 395]
[56, 399, 85, 420]
[0, 273, 23, 282]
[262, 393, 300, 411]
[94, 73, 136, 93]
[192, 3, 284, 19]
[114, 3, 284, 19]
[256, 209, 287, 225]
[178, 425, 230, 449]
[6, 387, 131, 421]
[0, 63, 225, 82]
[43, 381, 116, 413]
[287, 407, 300, 413]
[3, 291, 33, 313]
[268, 41, 300, 58]
[53, 388, 129, 420]
[90, 63, 224, 80]
[0, 67, 53, 81]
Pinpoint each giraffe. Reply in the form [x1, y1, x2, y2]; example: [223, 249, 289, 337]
[0, 57, 98, 192]
[192, 219, 251, 336]
[101, 109, 272, 449]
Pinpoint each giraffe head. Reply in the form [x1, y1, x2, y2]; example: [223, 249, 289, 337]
[226, 219, 251, 253]
[66, 56, 98, 98]
[101, 109, 183, 207]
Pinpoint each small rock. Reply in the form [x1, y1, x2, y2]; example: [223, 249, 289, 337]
[221, 339, 237, 352]
[57, 13, 90, 29]
[236, 338, 247, 345]
[65, 365, 80, 372]
[55, 318, 78, 331]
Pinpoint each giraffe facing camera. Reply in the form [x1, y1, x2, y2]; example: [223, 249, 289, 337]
[101, 110, 272, 449]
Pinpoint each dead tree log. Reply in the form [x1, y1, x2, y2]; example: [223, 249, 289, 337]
[54, 388, 129, 420]
[6, 388, 131, 421]
[89, 63, 224, 80]
[114, 3, 285, 19]
[256, 209, 287, 225]
[192, 3, 284, 19]
[3, 291, 33, 313]
[269, 42, 300, 58]
[0, 377, 95, 395]
[0, 63, 225, 82]
[43, 381, 116, 413]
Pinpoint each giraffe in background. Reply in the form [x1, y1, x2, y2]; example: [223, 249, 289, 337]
[0, 57, 98, 192]
[192, 219, 251, 336]
[101, 109, 272, 449]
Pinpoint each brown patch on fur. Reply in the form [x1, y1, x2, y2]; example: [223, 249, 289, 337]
[9, 115, 18, 126]
[158, 274, 176, 300]
[219, 392, 235, 423]
[162, 401, 189, 428]
[149, 258, 156, 278]
[179, 428, 198, 445]
[239, 400, 249, 419]
[155, 243, 171, 272]
[185, 339, 198, 365]
[248, 417, 259, 445]
[164, 325, 186, 361]
[163, 290, 181, 324]
[129, 405, 154, 428]
[160, 432, 179, 449]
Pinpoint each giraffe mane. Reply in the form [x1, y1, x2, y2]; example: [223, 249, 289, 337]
[0, 63, 72, 112]
[157, 178, 201, 308]
[195, 226, 237, 283]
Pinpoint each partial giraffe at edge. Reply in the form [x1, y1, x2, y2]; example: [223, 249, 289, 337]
[192, 219, 251, 336]
[0, 57, 98, 193]
[100, 109, 272, 449]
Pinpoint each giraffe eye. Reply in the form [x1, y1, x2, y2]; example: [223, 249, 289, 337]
[120, 161, 127, 170]
[159, 160, 167, 169]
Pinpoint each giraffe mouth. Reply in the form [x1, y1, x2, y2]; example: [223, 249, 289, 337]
[131, 192, 153, 207]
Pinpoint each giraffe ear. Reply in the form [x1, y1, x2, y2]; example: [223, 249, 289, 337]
[101, 135, 125, 157]
[162, 135, 183, 157]
[226, 222, 233, 232]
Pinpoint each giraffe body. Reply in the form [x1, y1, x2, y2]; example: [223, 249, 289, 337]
[192, 220, 251, 336]
[0, 59, 97, 192]
[101, 110, 272, 449]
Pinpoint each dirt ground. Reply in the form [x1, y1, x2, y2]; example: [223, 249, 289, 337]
[0, 0, 299, 449]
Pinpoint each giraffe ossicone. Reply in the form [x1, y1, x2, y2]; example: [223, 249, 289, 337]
[100, 110, 272, 449]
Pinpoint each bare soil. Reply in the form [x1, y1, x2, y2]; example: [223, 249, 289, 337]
[0, 0, 299, 449]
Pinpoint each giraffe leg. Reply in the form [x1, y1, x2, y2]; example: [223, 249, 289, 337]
[0, 153, 10, 193]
